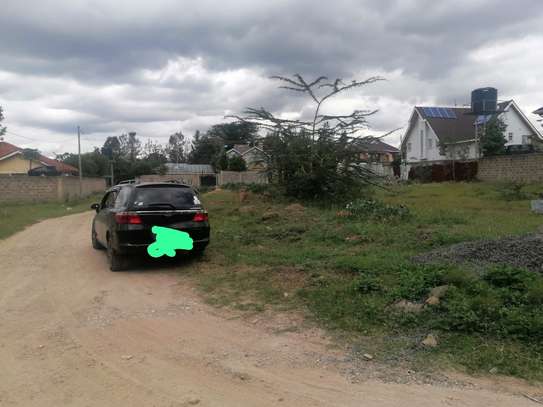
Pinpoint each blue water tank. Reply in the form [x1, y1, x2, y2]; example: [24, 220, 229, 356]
[471, 87, 497, 114]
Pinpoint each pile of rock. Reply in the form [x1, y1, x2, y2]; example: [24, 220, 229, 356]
[414, 233, 543, 273]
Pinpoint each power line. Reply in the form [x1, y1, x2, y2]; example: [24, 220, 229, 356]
[4, 130, 40, 142]
[3, 129, 79, 144]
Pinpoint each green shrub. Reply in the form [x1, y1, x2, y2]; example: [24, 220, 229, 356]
[389, 264, 445, 300]
[352, 274, 385, 294]
[495, 182, 530, 201]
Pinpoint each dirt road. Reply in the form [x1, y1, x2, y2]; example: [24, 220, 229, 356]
[0, 212, 539, 406]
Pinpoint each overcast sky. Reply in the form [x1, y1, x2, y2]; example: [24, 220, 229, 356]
[1, 0, 542, 157]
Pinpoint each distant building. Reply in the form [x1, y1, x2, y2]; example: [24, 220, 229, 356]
[225, 144, 267, 170]
[0, 140, 78, 175]
[354, 138, 399, 163]
[401, 100, 542, 164]
[164, 163, 215, 175]
[137, 163, 216, 187]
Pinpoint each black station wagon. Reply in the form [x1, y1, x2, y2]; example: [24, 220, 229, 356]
[91, 182, 210, 271]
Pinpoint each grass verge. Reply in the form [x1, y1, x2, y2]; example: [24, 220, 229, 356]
[193, 182, 543, 381]
[0, 195, 102, 240]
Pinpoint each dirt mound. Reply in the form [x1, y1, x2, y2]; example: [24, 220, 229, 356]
[285, 203, 305, 212]
[414, 233, 543, 273]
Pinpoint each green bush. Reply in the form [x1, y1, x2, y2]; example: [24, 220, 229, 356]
[345, 198, 410, 220]
[495, 182, 530, 201]
[431, 267, 543, 341]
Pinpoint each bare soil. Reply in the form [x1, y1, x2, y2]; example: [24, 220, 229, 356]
[0, 212, 541, 406]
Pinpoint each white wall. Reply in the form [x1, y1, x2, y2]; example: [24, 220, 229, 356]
[404, 110, 446, 163]
[499, 104, 537, 146]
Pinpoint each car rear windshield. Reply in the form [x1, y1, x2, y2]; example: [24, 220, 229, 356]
[131, 186, 198, 210]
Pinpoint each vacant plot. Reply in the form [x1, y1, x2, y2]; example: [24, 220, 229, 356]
[196, 182, 543, 381]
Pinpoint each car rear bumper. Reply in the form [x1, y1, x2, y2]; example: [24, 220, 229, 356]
[117, 238, 209, 255]
[114, 224, 210, 255]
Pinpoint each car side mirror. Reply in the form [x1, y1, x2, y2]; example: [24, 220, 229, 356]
[90, 203, 100, 212]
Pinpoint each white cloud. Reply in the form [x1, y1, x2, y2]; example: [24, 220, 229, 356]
[0, 0, 542, 156]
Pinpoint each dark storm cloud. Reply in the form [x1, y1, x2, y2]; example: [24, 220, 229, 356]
[0, 0, 542, 154]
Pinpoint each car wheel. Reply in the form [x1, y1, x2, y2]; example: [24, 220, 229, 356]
[91, 226, 104, 250]
[107, 237, 125, 272]
[191, 244, 207, 258]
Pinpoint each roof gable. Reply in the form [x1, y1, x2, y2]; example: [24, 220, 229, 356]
[506, 100, 542, 140]
[355, 138, 399, 153]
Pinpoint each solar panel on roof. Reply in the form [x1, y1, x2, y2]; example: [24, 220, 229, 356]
[445, 108, 456, 119]
[474, 115, 492, 125]
[422, 106, 457, 119]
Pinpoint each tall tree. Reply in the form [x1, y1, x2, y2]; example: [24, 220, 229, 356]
[59, 149, 110, 177]
[101, 136, 121, 159]
[118, 132, 141, 161]
[206, 122, 259, 148]
[0, 106, 6, 138]
[188, 132, 222, 165]
[166, 132, 185, 163]
[143, 138, 167, 163]
[480, 117, 507, 156]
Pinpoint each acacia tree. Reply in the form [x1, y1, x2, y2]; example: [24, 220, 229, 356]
[229, 74, 397, 201]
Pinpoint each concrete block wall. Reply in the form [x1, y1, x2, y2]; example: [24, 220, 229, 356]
[477, 153, 543, 183]
[0, 175, 106, 203]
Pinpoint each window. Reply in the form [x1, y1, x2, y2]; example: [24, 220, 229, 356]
[427, 139, 433, 149]
[508, 132, 513, 142]
[101, 191, 117, 209]
[132, 186, 197, 209]
[522, 135, 529, 144]
[114, 187, 132, 208]
[407, 142, 412, 152]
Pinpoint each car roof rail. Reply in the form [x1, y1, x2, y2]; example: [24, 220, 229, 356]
[117, 179, 137, 185]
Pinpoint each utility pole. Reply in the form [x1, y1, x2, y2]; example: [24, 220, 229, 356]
[77, 125, 83, 197]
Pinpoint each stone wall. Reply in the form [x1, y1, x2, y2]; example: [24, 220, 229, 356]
[477, 153, 543, 183]
[0, 175, 106, 203]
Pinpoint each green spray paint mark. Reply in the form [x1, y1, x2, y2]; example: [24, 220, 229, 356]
[147, 226, 193, 258]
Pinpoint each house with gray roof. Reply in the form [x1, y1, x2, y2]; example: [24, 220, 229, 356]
[353, 138, 399, 163]
[225, 144, 267, 170]
[401, 100, 542, 164]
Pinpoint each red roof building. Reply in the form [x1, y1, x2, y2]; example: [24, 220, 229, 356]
[0, 141, 79, 175]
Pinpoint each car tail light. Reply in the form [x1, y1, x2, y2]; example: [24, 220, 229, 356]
[193, 212, 208, 222]
[115, 212, 143, 224]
